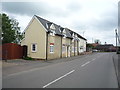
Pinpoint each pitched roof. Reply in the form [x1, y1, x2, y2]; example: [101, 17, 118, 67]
[35, 15, 86, 40]
[96, 44, 114, 49]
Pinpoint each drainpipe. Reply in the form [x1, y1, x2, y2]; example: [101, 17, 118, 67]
[61, 35, 62, 58]
[46, 32, 48, 61]
[74, 39, 75, 56]
[77, 40, 79, 55]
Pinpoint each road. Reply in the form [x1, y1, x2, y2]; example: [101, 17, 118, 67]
[3, 53, 118, 88]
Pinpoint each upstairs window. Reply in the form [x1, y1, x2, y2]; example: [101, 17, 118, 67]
[49, 24, 56, 36]
[63, 29, 66, 38]
[50, 24, 56, 30]
[75, 34, 78, 38]
[72, 33, 75, 38]
[50, 31, 55, 36]
[31, 43, 37, 52]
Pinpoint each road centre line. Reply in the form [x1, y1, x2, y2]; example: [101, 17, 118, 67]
[81, 61, 91, 67]
[42, 70, 75, 88]
[91, 58, 96, 61]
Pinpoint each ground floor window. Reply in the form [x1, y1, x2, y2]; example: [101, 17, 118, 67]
[50, 45, 54, 53]
[31, 43, 37, 52]
[72, 46, 74, 52]
[75, 47, 77, 52]
[62, 45, 66, 53]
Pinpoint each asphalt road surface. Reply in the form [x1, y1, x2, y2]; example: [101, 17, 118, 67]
[3, 53, 118, 88]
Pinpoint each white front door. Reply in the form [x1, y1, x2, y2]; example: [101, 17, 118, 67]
[68, 46, 70, 57]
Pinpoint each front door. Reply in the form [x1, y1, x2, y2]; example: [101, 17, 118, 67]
[23, 45, 27, 58]
[67, 46, 70, 57]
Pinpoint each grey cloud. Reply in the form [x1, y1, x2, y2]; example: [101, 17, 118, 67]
[2, 2, 51, 16]
[2, 2, 71, 17]
[93, 16, 117, 31]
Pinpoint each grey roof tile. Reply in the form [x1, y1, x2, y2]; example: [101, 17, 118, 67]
[35, 15, 86, 40]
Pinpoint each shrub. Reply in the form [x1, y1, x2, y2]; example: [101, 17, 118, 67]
[23, 56, 34, 60]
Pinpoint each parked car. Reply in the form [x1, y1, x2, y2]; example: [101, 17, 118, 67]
[92, 49, 98, 52]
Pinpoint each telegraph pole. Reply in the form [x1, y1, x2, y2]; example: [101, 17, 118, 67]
[115, 29, 118, 53]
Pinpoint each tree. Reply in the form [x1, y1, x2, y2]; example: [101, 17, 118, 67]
[1, 13, 23, 44]
[86, 44, 94, 48]
[94, 39, 101, 44]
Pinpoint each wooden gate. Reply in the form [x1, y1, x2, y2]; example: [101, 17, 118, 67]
[23, 45, 27, 58]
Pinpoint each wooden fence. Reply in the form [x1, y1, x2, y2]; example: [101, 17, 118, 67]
[2, 43, 23, 60]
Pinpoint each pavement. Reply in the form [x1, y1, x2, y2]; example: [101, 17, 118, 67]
[2, 53, 93, 77]
[2, 52, 118, 88]
[112, 53, 120, 87]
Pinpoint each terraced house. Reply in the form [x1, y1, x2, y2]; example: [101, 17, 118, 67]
[21, 15, 87, 60]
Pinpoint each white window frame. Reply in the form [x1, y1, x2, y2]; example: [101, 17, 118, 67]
[31, 43, 37, 52]
[72, 39, 74, 42]
[72, 46, 74, 52]
[75, 47, 77, 52]
[50, 32, 55, 36]
[72, 33, 74, 38]
[50, 45, 54, 53]
[63, 34, 66, 38]
[50, 30, 56, 36]
[62, 45, 66, 53]
[46, 23, 49, 29]
[59, 28, 61, 33]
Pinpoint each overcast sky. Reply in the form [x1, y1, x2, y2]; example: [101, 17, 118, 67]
[2, 0, 119, 45]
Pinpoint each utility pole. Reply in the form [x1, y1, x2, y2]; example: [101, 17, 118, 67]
[115, 29, 118, 53]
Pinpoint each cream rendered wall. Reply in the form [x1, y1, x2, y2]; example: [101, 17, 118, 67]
[21, 17, 46, 59]
[83, 40, 86, 52]
[62, 38, 71, 58]
[71, 39, 75, 56]
[78, 39, 80, 53]
[79, 38, 86, 53]
[47, 35, 61, 60]
[75, 40, 78, 56]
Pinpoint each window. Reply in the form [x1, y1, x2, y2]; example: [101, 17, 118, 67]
[46, 23, 49, 29]
[63, 34, 66, 38]
[50, 24, 55, 30]
[50, 45, 54, 53]
[50, 29, 55, 36]
[72, 46, 74, 52]
[50, 32, 55, 36]
[72, 39, 74, 42]
[62, 45, 66, 53]
[63, 29, 66, 38]
[31, 44, 37, 52]
[23, 32, 25, 38]
[75, 47, 77, 52]
[59, 28, 61, 33]
[72, 33, 74, 38]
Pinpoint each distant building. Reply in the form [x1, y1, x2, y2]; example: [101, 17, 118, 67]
[21, 15, 87, 60]
[95, 44, 116, 52]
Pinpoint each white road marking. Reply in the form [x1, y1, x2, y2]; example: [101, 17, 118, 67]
[91, 58, 96, 61]
[42, 70, 75, 88]
[81, 61, 91, 67]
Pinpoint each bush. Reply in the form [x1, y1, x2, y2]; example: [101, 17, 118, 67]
[23, 56, 34, 60]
